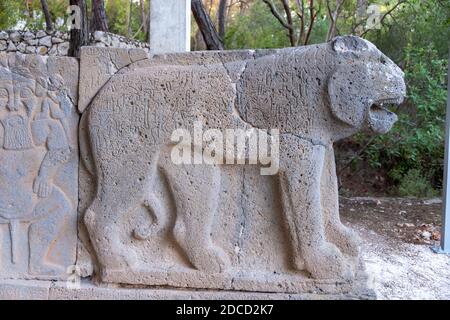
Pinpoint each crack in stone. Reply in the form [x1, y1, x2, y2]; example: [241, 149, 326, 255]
[237, 166, 247, 264]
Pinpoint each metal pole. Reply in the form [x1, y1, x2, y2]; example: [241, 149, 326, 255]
[433, 53, 450, 254]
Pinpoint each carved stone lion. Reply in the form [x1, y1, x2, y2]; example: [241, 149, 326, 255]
[82, 36, 405, 281]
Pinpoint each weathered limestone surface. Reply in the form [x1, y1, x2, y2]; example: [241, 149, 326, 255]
[78, 36, 406, 295]
[0, 53, 79, 280]
[78, 47, 149, 113]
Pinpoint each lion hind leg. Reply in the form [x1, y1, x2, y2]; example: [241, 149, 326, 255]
[159, 152, 230, 273]
[84, 198, 138, 276]
[84, 163, 151, 275]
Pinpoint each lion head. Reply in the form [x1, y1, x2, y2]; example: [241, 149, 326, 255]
[236, 36, 405, 143]
[328, 36, 406, 135]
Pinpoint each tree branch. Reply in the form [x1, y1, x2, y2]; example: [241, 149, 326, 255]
[262, 0, 291, 30]
[262, 0, 296, 46]
[303, 0, 318, 45]
[360, 0, 408, 37]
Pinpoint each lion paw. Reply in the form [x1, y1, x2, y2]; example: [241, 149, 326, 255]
[304, 242, 353, 280]
[339, 228, 362, 258]
[189, 245, 230, 273]
[328, 224, 362, 259]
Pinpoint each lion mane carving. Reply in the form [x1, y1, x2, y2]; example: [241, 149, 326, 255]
[81, 36, 405, 281]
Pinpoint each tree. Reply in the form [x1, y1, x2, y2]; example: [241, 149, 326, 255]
[92, 0, 109, 32]
[191, 0, 224, 50]
[224, 0, 289, 49]
[69, 0, 89, 57]
[262, 0, 320, 46]
[127, 0, 133, 37]
[217, 0, 228, 39]
[139, 0, 148, 39]
[0, 1, 21, 29]
[325, 0, 344, 41]
[40, 0, 53, 31]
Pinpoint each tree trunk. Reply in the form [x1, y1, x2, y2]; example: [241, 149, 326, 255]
[140, 0, 148, 37]
[40, 0, 53, 31]
[69, 0, 89, 58]
[217, 0, 228, 39]
[127, 0, 133, 37]
[191, 0, 224, 50]
[193, 29, 207, 51]
[262, 0, 296, 46]
[326, 0, 344, 41]
[92, 0, 108, 32]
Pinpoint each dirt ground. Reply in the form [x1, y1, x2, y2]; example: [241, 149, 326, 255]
[340, 197, 450, 300]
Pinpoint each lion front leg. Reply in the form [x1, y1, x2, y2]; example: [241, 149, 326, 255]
[322, 145, 361, 265]
[279, 135, 352, 280]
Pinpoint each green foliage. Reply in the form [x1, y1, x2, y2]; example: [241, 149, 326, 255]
[224, 1, 289, 49]
[30, 0, 68, 31]
[358, 45, 447, 197]
[0, 1, 22, 30]
[105, 0, 130, 35]
[368, 0, 450, 63]
[397, 169, 440, 198]
[97, 0, 149, 41]
[224, 1, 331, 49]
[0, 0, 71, 31]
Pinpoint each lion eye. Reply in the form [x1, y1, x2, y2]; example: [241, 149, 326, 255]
[20, 87, 33, 98]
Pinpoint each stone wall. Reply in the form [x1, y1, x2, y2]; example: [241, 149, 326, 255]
[0, 30, 149, 56]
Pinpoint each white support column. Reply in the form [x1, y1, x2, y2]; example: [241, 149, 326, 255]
[149, 0, 191, 54]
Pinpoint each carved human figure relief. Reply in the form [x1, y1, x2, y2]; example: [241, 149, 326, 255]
[80, 37, 405, 292]
[0, 54, 79, 279]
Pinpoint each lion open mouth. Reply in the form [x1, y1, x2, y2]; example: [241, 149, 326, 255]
[368, 98, 401, 133]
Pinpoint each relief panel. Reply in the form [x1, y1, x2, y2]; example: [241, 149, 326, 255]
[0, 53, 79, 280]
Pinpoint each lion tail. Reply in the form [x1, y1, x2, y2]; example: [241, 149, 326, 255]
[132, 193, 167, 240]
[79, 111, 96, 176]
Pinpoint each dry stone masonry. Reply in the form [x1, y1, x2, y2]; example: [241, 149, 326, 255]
[0, 36, 406, 299]
[0, 30, 149, 56]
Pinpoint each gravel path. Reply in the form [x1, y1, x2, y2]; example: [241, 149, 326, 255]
[361, 227, 450, 299]
[341, 197, 450, 300]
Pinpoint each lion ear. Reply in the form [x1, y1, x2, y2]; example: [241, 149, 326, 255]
[331, 36, 369, 55]
[328, 64, 369, 128]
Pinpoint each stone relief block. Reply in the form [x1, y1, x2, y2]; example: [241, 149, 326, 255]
[0, 53, 79, 280]
[78, 47, 149, 113]
[79, 37, 405, 294]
